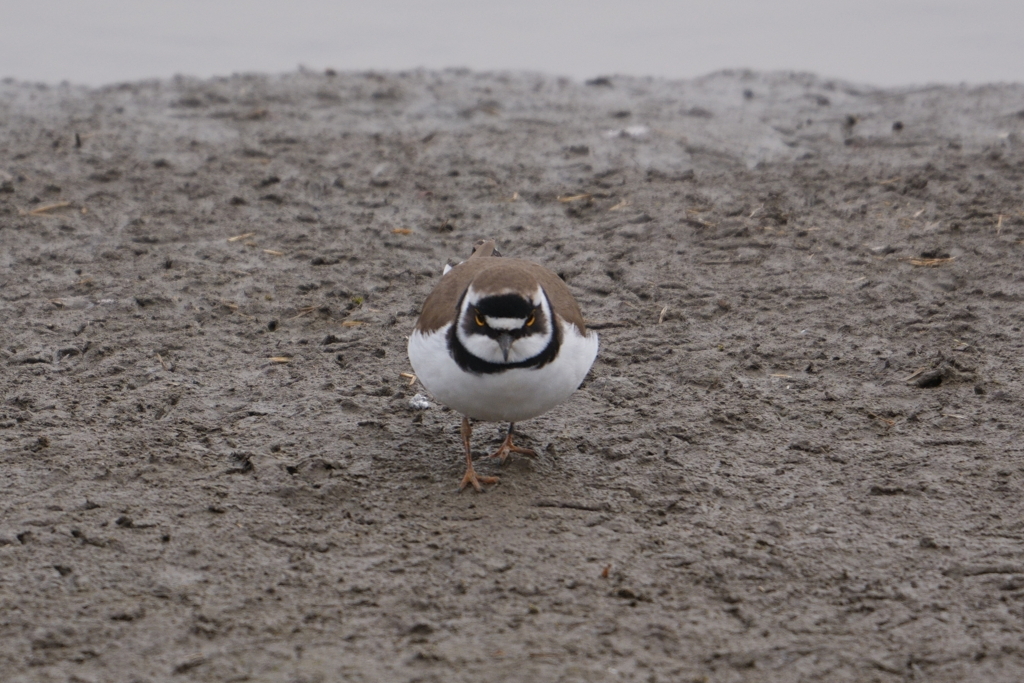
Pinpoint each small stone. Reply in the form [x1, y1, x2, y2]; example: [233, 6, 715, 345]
[408, 394, 431, 410]
[407, 622, 435, 635]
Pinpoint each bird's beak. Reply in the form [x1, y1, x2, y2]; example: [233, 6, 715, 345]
[498, 332, 513, 362]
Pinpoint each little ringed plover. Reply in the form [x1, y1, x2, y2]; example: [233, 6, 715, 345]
[408, 240, 599, 491]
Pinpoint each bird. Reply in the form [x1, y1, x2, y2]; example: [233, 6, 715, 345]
[408, 239, 599, 491]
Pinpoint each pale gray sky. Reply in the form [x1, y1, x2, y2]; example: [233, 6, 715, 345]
[3, 0, 1022, 86]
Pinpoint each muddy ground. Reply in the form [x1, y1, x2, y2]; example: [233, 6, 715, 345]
[2, 68, 1024, 682]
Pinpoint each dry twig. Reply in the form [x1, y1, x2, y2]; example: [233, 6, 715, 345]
[867, 412, 896, 428]
[903, 367, 928, 382]
[289, 306, 318, 319]
[21, 201, 72, 216]
[557, 193, 591, 203]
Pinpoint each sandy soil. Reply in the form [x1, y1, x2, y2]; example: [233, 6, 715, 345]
[2, 68, 1024, 682]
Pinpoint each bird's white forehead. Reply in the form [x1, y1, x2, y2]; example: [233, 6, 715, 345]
[485, 316, 526, 330]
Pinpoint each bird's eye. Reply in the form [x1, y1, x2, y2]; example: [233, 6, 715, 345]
[474, 312, 485, 327]
[526, 313, 536, 326]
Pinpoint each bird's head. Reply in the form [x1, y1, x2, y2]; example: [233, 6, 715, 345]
[456, 283, 553, 364]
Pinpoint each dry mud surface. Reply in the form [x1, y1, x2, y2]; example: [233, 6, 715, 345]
[2, 69, 1024, 682]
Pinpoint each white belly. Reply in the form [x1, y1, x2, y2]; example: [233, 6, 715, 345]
[408, 322, 598, 423]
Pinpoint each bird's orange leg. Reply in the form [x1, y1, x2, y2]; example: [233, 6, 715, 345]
[459, 415, 499, 492]
[487, 422, 538, 464]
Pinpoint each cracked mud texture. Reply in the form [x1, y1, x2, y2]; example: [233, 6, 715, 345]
[2, 68, 1024, 682]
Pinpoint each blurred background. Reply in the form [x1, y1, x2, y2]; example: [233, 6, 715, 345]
[2, 0, 1022, 87]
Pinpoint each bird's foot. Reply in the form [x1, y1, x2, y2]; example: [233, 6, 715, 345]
[488, 432, 538, 465]
[459, 463, 500, 492]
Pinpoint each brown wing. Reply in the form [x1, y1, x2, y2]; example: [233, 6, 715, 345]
[522, 261, 589, 334]
[471, 239, 499, 258]
[414, 257, 498, 333]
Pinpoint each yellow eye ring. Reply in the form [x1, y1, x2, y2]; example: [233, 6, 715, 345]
[526, 313, 536, 326]
[474, 312, 485, 327]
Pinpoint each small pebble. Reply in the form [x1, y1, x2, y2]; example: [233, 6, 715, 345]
[409, 394, 431, 410]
